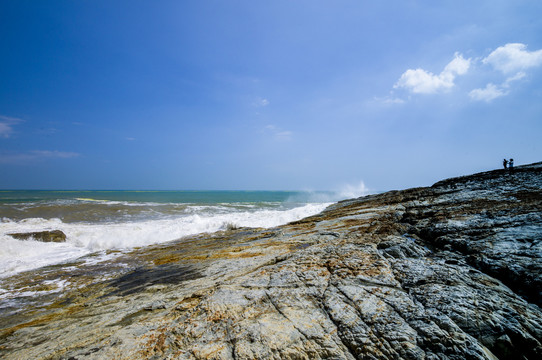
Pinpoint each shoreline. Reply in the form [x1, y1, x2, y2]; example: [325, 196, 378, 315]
[0, 200, 331, 279]
[1, 162, 541, 359]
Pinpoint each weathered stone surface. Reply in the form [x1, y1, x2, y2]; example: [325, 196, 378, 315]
[1, 163, 541, 359]
[7, 230, 67, 243]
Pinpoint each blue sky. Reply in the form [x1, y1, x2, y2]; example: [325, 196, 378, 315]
[1, 1, 541, 191]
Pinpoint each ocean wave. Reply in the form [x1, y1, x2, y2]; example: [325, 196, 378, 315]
[0, 202, 330, 278]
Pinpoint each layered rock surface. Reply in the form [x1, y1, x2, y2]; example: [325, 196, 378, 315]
[1, 163, 541, 359]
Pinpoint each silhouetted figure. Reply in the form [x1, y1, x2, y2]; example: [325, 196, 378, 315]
[509, 158, 514, 172]
[503, 159, 508, 169]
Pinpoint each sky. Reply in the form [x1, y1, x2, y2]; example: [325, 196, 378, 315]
[1, 0, 541, 191]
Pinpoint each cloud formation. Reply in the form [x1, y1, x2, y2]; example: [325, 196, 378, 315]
[394, 53, 471, 94]
[253, 97, 270, 107]
[0, 115, 23, 138]
[469, 43, 541, 102]
[469, 83, 507, 102]
[0, 150, 80, 164]
[469, 72, 526, 102]
[264, 125, 292, 141]
[392, 43, 542, 103]
[483, 43, 542, 74]
[0, 123, 12, 138]
[374, 96, 406, 105]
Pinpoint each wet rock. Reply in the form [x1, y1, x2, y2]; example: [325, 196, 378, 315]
[1, 162, 542, 359]
[8, 230, 67, 243]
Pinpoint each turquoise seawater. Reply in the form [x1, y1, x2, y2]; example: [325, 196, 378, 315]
[0, 190, 308, 204]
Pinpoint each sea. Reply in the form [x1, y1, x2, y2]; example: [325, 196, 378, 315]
[0, 189, 361, 279]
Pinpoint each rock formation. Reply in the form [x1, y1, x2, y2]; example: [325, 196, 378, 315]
[1, 163, 541, 359]
[8, 230, 67, 243]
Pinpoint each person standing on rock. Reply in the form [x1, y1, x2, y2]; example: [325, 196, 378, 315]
[509, 158, 514, 172]
[503, 159, 508, 170]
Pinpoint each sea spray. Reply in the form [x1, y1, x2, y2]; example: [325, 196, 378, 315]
[287, 181, 372, 203]
[0, 195, 331, 278]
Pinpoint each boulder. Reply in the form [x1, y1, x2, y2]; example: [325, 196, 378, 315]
[8, 230, 67, 243]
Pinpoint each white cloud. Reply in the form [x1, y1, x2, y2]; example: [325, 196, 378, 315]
[394, 53, 471, 94]
[0, 115, 23, 138]
[274, 130, 293, 141]
[0, 123, 12, 138]
[394, 69, 447, 94]
[389, 43, 541, 103]
[469, 43, 541, 103]
[254, 97, 270, 107]
[504, 71, 527, 83]
[373, 96, 406, 105]
[0, 150, 80, 164]
[33, 150, 80, 158]
[469, 83, 507, 102]
[443, 52, 471, 75]
[483, 43, 542, 74]
[263, 125, 292, 141]
[469, 69, 527, 103]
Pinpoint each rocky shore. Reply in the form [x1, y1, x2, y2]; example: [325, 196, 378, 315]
[1, 163, 541, 359]
[7, 230, 67, 243]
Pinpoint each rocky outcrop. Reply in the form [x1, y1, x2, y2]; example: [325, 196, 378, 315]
[7, 230, 67, 242]
[0, 163, 541, 359]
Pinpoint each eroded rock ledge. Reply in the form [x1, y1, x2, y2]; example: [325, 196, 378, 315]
[1, 163, 541, 359]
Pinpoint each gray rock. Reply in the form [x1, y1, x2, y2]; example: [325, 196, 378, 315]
[8, 230, 67, 243]
[1, 162, 542, 359]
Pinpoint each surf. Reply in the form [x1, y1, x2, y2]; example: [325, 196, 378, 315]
[0, 201, 330, 278]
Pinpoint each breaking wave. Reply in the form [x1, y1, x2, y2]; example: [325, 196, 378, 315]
[0, 202, 330, 278]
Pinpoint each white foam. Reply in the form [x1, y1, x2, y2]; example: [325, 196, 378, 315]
[336, 181, 371, 199]
[288, 181, 372, 203]
[75, 198, 167, 207]
[0, 202, 330, 278]
[0, 235, 89, 278]
[0, 278, 70, 306]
